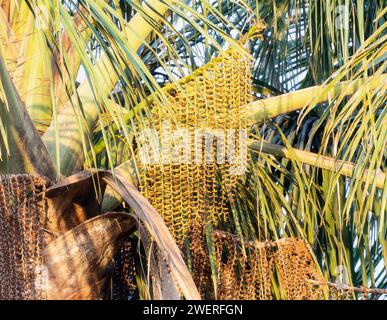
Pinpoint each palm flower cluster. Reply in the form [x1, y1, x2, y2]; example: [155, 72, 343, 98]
[138, 46, 251, 246]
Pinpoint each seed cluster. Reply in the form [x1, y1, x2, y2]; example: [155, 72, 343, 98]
[138, 48, 251, 247]
[0, 174, 49, 300]
[275, 239, 326, 299]
[212, 236, 326, 300]
[112, 239, 138, 300]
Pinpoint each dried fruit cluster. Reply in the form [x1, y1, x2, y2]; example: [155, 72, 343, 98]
[112, 239, 138, 300]
[212, 235, 327, 300]
[0, 174, 49, 300]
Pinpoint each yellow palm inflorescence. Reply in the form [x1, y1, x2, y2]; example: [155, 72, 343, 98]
[138, 47, 252, 247]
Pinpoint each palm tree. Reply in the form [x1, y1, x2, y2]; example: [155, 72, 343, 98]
[0, 0, 385, 300]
